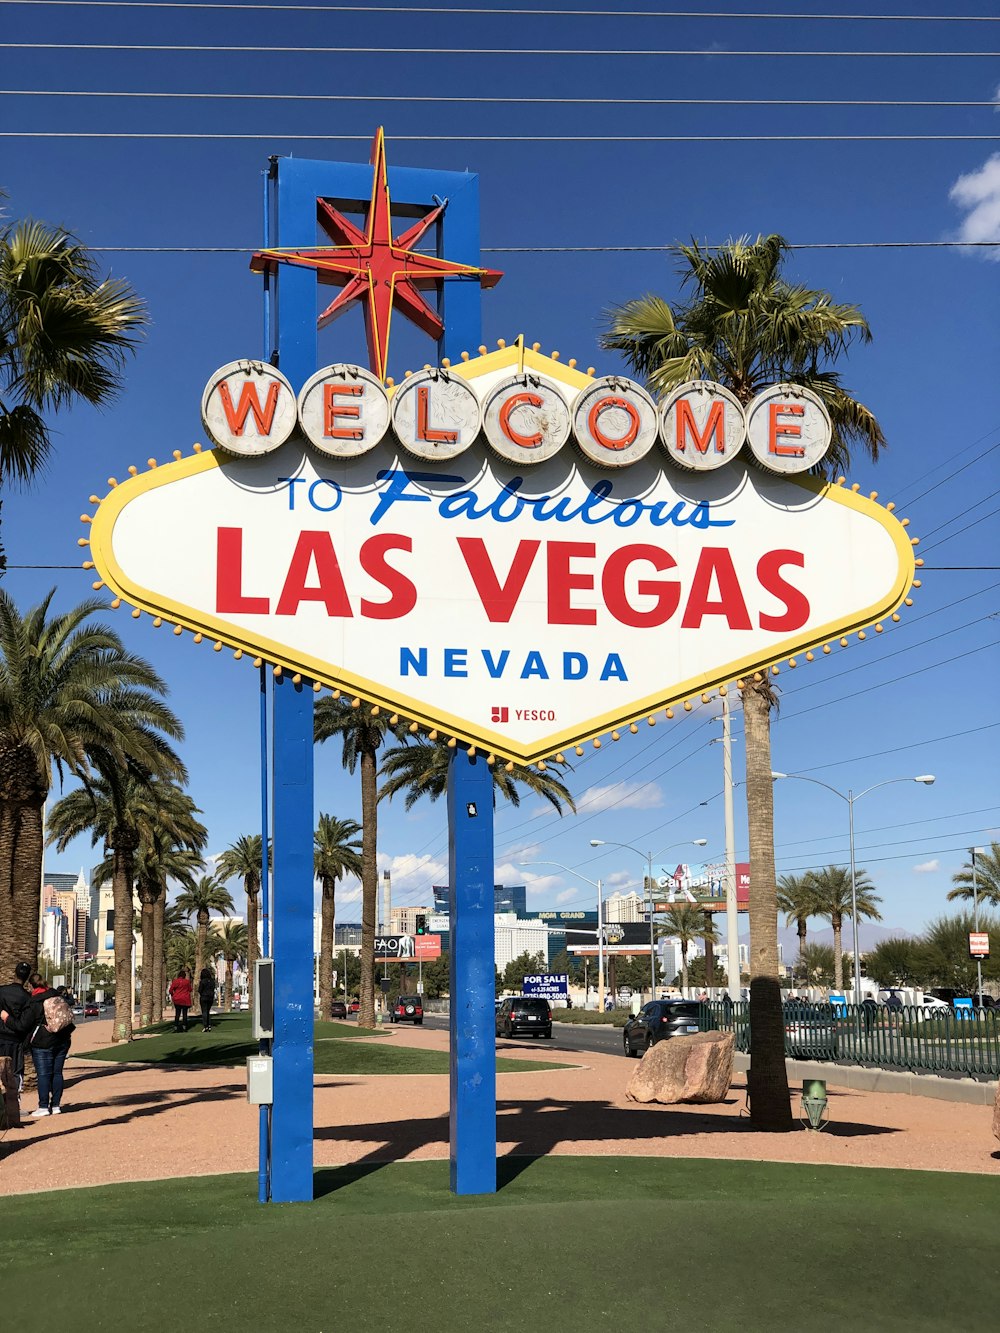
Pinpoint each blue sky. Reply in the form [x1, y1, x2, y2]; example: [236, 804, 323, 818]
[3, 0, 998, 935]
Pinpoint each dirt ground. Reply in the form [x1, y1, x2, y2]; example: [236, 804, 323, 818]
[1, 1017, 997, 1196]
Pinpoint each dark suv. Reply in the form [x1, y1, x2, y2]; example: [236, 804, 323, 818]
[389, 995, 423, 1024]
[495, 996, 552, 1039]
[623, 1000, 701, 1056]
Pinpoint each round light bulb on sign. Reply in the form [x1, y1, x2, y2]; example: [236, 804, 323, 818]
[481, 373, 572, 465]
[746, 383, 832, 475]
[201, 361, 298, 457]
[658, 380, 747, 472]
[391, 368, 483, 462]
[297, 364, 390, 458]
[571, 376, 659, 469]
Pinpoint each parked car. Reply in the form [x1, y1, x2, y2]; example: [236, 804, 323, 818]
[329, 1000, 348, 1020]
[348, 999, 360, 1016]
[495, 996, 552, 1039]
[71, 1004, 85, 1017]
[84, 1002, 99, 1016]
[783, 1002, 839, 1059]
[390, 995, 423, 1024]
[622, 1000, 701, 1057]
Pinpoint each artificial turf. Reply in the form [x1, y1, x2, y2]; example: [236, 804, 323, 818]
[1, 1157, 996, 1330]
[78, 1012, 563, 1075]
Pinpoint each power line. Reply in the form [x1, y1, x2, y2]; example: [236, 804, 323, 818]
[6, 88, 998, 107]
[5, 2, 1000, 20]
[786, 719, 1000, 776]
[923, 503, 1000, 553]
[897, 433, 1000, 509]
[8, 131, 1000, 142]
[5, 42, 1000, 57]
[40, 242, 1000, 254]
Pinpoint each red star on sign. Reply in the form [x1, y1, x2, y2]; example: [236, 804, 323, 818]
[250, 127, 503, 382]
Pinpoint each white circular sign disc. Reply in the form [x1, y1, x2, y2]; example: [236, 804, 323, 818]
[658, 380, 747, 472]
[390, 370, 482, 462]
[298, 364, 390, 458]
[482, 374, 571, 465]
[746, 383, 832, 474]
[571, 377, 658, 469]
[201, 361, 297, 456]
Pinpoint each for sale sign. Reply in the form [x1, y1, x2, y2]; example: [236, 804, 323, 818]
[969, 932, 990, 958]
[523, 973, 569, 1000]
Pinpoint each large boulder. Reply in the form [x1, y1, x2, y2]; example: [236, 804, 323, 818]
[626, 1030, 735, 1105]
[993, 1080, 1000, 1146]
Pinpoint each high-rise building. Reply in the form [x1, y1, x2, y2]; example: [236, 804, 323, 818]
[604, 891, 645, 923]
[389, 906, 430, 935]
[41, 905, 69, 965]
[494, 912, 548, 971]
[432, 884, 527, 917]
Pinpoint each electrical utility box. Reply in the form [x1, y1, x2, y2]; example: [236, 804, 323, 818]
[253, 958, 275, 1039]
[246, 1055, 273, 1104]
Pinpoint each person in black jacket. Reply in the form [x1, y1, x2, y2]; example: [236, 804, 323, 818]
[0, 961, 33, 1089]
[1, 971, 74, 1117]
[197, 968, 216, 1032]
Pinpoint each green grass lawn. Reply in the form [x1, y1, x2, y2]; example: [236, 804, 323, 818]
[79, 1012, 563, 1075]
[0, 1157, 996, 1330]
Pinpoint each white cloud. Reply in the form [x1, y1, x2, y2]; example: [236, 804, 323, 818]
[376, 852, 447, 898]
[913, 859, 940, 874]
[575, 780, 664, 815]
[556, 888, 578, 904]
[949, 153, 1000, 258]
[606, 870, 632, 888]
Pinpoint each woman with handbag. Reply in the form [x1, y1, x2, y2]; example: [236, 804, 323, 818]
[1, 972, 75, 1118]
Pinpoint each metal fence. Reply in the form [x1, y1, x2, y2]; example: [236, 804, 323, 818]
[699, 1000, 1000, 1082]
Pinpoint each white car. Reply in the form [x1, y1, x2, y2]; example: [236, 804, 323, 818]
[920, 995, 950, 1011]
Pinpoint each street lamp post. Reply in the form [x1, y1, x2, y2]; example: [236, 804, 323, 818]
[972, 846, 986, 1005]
[589, 837, 708, 999]
[519, 861, 604, 1010]
[772, 772, 936, 1005]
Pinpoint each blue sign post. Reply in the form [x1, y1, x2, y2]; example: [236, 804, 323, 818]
[263, 146, 490, 1203]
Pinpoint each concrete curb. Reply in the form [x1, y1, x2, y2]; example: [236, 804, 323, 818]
[733, 1052, 998, 1106]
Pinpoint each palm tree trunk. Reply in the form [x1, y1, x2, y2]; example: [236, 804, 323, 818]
[743, 681, 793, 1130]
[152, 892, 165, 1022]
[246, 882, 259, 1013]
[11, 796, 44, 969]
[110, 834, 138, 1044]
[195, 908, 207, 980]
[358, 744, 378, 1029]
[832, 913, 843, 992]
[224, 959, 233, 1011]
[797, 919, 807, 973]
[137, 879, 156, 1028]
[319, 879, 335, 1019]
[0, 801, 19, 981]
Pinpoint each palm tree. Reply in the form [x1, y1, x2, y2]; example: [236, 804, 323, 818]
[48, 770, 187, 1044]
[806, 865, 882, 992]
[798, 942, 850, 989]
[314, 698, 408, 1029]
[174, 874, 234, 979]
[379, 738, 576, 814]
[216, 833, 267, 1010]
[777, 873, 818, 981]
[0, 588, 183, 981]
[314, 814, 363, 1019]
[948, 843, 1000, 909]
[658, 904, 718, 997]
[1, 215, 146, 485]
[216, 919, 249, 1012]
[602, 235, 885, 1131]
[166, 924, 224, 984]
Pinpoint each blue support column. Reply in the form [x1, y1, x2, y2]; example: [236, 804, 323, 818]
[269, 674, 315, 1202]
[447, 751, 496, 1195]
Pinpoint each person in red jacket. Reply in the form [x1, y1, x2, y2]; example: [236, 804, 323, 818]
[168, 969, 193, 1032]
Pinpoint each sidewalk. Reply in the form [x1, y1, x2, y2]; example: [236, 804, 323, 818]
[1, 1017, 997, 1196]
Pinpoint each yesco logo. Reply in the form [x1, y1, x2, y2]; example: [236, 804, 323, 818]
[201, 360, 833, 476]
[491, 706, 509, 723]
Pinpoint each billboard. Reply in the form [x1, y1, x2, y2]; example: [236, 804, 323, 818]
[654, 861, 750, 912]
[568, 922, 651, 956]
[85, 348, 916, 766]
[373, 933, 441, 961]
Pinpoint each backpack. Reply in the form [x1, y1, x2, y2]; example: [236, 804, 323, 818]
[43, 995, 74, 1034]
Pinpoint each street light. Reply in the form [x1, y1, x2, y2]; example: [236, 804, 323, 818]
[771, 772, 936, 1005]
[971, 846, 987, 1005]
[519, 860, 605, 1011]
[589, 837, 708, 997]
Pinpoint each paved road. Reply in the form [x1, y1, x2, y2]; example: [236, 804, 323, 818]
[421, 1012, 626, 1059]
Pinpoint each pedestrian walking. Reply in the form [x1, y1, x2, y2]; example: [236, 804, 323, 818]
[1, 971, 75, 1117]
[197, 968, 216, 1032]
[168, 968, 193, 1032]
[0, 961, 33, 1092]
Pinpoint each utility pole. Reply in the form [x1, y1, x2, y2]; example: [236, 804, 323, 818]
[722, 693, 740, 1001]
[972, 846, 985, 1004]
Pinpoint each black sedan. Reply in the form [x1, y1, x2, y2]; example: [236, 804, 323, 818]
[623, 1000, 702, 1056]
